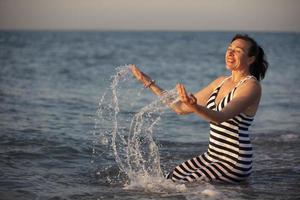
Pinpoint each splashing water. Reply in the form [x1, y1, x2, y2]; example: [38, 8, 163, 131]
[92, 65, 222, 197]
[93, 66, 180, 185]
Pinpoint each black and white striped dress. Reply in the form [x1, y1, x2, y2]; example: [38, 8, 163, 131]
[166, 76, 255, 183]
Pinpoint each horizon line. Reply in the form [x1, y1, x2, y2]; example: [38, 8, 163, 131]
[0, 28, 299, 34]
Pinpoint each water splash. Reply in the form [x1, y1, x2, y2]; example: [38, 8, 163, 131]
[92, 65, 222, 197]
[93, 65, 177, 182]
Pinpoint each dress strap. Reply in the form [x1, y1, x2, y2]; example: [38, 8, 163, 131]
[235, 75, 256, 88]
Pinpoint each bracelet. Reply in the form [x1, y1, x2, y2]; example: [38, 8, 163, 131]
[144, 80, 155, 88]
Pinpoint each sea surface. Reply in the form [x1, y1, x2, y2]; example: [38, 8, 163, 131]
[0, 31, 300, 200]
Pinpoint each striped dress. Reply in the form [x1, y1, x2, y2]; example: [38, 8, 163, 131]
[166, 76, 255, 183]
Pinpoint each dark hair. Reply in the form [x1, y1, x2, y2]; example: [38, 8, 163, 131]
[231, 34, 268, 81]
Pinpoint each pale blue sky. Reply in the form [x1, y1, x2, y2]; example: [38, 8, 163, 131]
[0, 0, 299, 32]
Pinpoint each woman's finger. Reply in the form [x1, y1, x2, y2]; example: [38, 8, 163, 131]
[189, 93, 197, 105]
[130, 65, 139, 75]
[176, 84, 185, 102]
[180, 84, 189, 98]
[176, 84, 183, 96]
[180, 85, 189, 103]
[183, 87, 191, 103]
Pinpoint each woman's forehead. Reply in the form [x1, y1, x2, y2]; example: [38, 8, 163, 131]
[230, 38, 251, 48]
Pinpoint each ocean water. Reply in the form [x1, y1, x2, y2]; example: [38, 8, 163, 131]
[0, 31, 300, 200]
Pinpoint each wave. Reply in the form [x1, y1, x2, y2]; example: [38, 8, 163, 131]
[1, 150, 45, 160]
[252, 131, 299, 143]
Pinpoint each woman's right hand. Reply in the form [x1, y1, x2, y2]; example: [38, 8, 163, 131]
[129, 64, 152, 86]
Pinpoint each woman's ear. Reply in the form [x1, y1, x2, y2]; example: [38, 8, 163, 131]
[248, 56, 256, 66]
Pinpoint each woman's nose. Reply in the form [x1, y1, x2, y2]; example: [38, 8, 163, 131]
[227, 49, 234, 56]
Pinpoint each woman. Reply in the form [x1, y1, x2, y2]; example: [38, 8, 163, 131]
[130, 34, 268, 183]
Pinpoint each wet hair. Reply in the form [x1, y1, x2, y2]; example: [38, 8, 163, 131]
[231, 34, 268, 81]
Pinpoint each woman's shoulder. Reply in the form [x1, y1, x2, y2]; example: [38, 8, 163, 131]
[242, 76, 261, 89]
[209, 75, 229, 90]
[235, 76, 262, 96]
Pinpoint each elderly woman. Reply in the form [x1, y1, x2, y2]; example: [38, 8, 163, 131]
[130, 34, 268, 183]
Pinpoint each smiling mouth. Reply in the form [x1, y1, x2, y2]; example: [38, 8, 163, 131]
[226, 58, 235, 63]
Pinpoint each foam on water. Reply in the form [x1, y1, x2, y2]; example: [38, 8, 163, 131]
[123, 175, 221, 199]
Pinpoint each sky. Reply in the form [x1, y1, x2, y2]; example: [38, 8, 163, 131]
[0, 0, 299, 32]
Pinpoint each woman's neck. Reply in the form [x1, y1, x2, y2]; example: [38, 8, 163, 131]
[231, 70, 251, 83]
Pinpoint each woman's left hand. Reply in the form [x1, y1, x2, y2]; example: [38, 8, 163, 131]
[129, 64, 152, 87]
[176, 83, 198, 109]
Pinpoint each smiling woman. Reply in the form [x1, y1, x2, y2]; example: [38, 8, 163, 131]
[130, 34, 269, 183]
[226, 34, 268, 81]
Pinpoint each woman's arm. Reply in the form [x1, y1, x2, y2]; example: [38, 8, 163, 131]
[177, 79, 261, 123]
[172, 76, 226, 114]
[130, 65, 226, 115]
[130, 65, 194, 114]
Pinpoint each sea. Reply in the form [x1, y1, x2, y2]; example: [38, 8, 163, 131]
[0, 31, 299, 200]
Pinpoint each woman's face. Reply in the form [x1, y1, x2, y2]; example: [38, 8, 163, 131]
[225, 39, 253, 71]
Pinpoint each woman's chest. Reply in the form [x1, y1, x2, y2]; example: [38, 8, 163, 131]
[214, 83, 237, 106]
